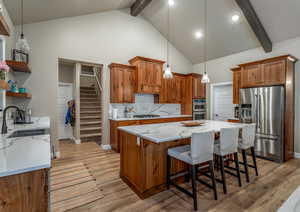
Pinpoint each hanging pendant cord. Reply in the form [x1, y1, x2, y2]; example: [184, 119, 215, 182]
[204, 0, 207, 74]
[167, 4, 170, 66]
[21, 0, 24, 36]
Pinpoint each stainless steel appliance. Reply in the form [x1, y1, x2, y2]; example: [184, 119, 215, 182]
[240, 86, 285, 162]
[193, 99, 206, 120]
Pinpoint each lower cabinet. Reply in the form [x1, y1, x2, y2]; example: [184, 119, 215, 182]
[110, 116, 192, 153]
[0, 169, 49, 212]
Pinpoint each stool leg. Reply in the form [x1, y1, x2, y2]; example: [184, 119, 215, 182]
[242, 149, 250, 183]
[234, 152, 242, 187]
[166, 155, 171, 189]
[209, 161, 218, 200]
[191, 165, 198, 211]
[220, 156, 227, 194]
[251, 147, 259, 176]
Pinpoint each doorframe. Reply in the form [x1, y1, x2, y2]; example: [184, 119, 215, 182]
[210, 82, 233, 120]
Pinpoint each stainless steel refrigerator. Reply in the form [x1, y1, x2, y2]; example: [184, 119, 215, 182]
[240, 86, 285, 162]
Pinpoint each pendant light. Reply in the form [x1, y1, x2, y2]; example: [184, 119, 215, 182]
[163, 1, 173, 79]
[16, 0, 30, 52]
[201, 0, 210, 84]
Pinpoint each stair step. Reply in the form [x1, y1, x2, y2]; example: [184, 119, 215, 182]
[81, 97, 98, 100]
[80, 90, 96, 94]
[81, 106, 101, 109]
[80, 133, 102, 138]
[81, 127, 102, 131]
[81, 121, 102, 125]
[80, 116, 101, 120]
[80, 86, 95, 90]
[80, 94, 97, 97]
[81, 112, 101, 116]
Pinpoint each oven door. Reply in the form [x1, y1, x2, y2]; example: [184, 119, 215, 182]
[193, 112, 206, 120]
[193, 104, 206, 111]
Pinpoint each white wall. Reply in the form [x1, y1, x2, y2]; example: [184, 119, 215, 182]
[17, 9, 193, 152]
[58, 63, 74, 84]
[193, 36, 300, 153]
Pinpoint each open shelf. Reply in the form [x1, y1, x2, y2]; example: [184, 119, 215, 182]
[0, 15, 10, 36]
[6, 60, 31, 73]
[6, 92, 32, 99]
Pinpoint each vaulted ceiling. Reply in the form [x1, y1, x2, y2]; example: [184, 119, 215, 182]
[4, 0, 300, 64]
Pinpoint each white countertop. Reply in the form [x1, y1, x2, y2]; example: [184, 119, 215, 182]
[118, 120, 247, 143]
[109, 115, 192, 121]
[0, 117, 51, 177]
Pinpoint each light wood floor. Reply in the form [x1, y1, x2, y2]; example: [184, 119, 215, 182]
[52, 141, 300, 212]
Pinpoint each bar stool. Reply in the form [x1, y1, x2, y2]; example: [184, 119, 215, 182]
[166, 131, 217, 211]
[239, 124, 258, 183]
[214, 127, 241, 194]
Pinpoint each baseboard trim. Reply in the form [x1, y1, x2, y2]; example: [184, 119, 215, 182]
[101, 144, 112, 150]
[55, 151, 61, 159]
[74, 139, 81, 145]
[294, 152, 300, 159]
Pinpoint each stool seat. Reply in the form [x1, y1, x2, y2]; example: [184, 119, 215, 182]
[168, 145, 214, 165]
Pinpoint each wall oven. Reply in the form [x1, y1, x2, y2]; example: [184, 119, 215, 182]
[193, 99, 206, 120]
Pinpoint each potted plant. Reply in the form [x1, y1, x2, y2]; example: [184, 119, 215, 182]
[0, 61, 9, 90]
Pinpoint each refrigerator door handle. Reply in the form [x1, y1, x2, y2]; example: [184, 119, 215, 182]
[256, 94, 260, 130]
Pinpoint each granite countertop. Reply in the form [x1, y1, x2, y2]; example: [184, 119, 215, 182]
[0, 117, 51, 177]
[109, 114, 192, 121]
[118, 120, 247, 143]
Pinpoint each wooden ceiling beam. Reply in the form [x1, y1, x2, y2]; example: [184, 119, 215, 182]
[235, 0, 272, 52]
[131, 0, 153, 17]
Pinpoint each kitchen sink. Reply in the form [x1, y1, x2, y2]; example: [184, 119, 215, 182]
[7, 129, 47, 138]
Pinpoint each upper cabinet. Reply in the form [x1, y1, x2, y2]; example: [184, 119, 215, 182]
[231, 67, 241, 104]
[192, 74, 206, 99]
[109, 63, 136, 103]
[129, 56, 164, 94]
[159, 73, 185, 104]
[240, 55, 293, 88]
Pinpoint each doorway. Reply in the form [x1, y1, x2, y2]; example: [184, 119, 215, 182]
[210, 82, 234, 121]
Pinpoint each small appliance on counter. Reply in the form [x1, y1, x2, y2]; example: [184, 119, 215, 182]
[13, 108, 33, 124]
[193, 99, 206, 120]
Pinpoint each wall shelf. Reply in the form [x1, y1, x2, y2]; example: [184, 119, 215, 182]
[0, 15, 10, 36]
[6, 92, 32, 99]
[6, 60, 31, 73]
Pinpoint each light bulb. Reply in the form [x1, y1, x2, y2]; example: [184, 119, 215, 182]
[231, 14, 240, 23]
[163, 65, 173, 79]
[16, 34, 30, 52]
[201, 72, 210, 84]
[195, 31, 203, 39]
[168, 0, 175, 7]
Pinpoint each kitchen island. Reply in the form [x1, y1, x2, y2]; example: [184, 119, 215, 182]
[118, 120, 245, 199]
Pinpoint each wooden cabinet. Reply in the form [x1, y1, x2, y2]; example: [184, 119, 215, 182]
[110, 116, 192, 153]
[241, 64, 263, 87]
[231, 67, 241, 104]
[159, 73, 185, 104]
[181, 73, 205, 115]
[193, 76, 206, 99]
[129, 56, 165, 94]
[0, 169, 49, 212]
[109, 63, 136, 103]
[262, 59, 286, 85]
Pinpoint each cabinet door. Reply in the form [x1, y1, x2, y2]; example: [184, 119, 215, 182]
[123, 69, 135, 103]
[262, 60, 286, 85]
[241, 64, 263, 87]
[110, 68, 124, 103]
[193, 77, 206, 99]
[232, 70, 241, 104]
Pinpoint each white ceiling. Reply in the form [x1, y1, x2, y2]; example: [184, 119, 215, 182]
[3, 0, 135, 24]
[4, 0, 300, 64]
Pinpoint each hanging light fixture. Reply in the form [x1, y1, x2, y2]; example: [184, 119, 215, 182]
[16, 0, 30, 52]
[201, 0, 210, 84]
[163, 0, 173, 79]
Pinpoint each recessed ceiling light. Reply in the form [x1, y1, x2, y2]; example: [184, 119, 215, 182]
[168, 0, 175, 7]
[231, 14, 240, 23]
[195, 31, 203, 39]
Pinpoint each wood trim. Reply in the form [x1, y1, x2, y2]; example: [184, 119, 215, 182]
[235, 0, 272, 52]
[238, 55, 298, 67]
[128, 56, 165, 65]
[6, 60, 31, 73]
[231, 67, 241, 72]
[6, 92, 32, 99]
[0, 15, 10, 36]
[108, 63, 136, 70]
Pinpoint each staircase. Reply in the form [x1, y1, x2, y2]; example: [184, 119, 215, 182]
[80, 86, 102, 143]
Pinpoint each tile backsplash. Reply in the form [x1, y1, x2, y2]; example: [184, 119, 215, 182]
[110, 94, 181, 118]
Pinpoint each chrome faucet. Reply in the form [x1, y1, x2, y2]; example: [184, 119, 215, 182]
[1, 106, 24, 134]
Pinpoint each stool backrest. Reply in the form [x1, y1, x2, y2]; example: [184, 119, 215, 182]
[220, 127, 239, 155]
[241, 124, 256, 148]
[191, 131, 215, 162]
